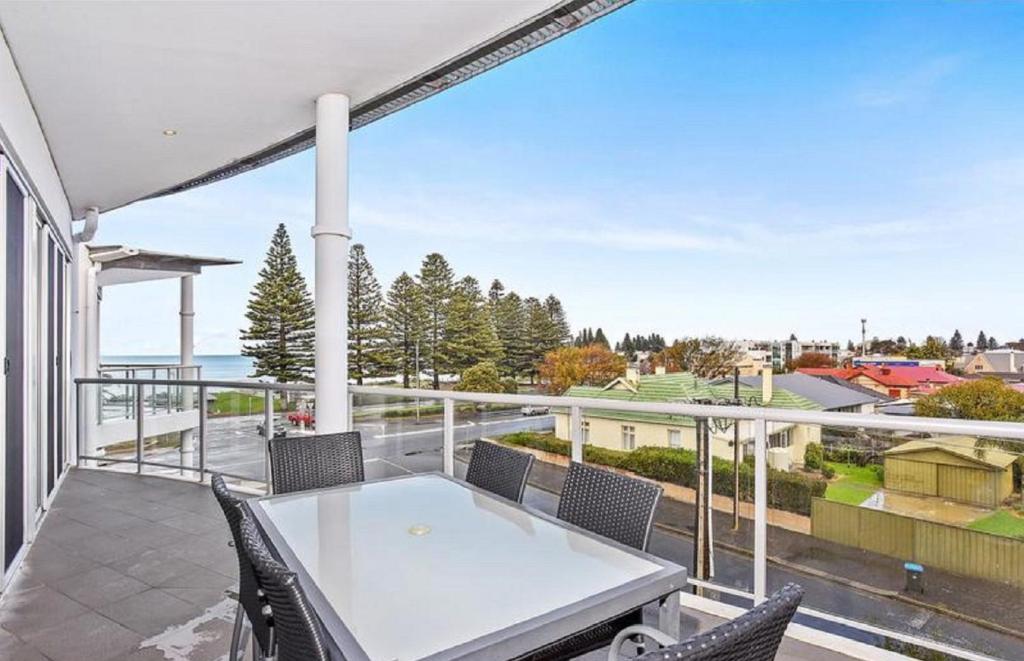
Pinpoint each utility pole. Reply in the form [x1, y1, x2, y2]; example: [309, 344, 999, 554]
[860, 318, 867, 356]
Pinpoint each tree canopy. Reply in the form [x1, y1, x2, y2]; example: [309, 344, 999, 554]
[348, 244, 388, 384]
[915, 378, 1024, 422]
[240, 224, 315, 383]
[538, 344, 627, 394]
[651, 337, 742, 379]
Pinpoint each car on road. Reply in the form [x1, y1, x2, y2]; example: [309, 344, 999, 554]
[520, 405, 550, 416]
[287, 410, 315, 427]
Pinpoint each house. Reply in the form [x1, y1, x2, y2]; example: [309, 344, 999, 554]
[770, 338, 840, 370]
[554, 369, 823, 465]
[883, 436, 1016, 508]
[798, 365, 961, 400]
[963, 349, 1024, 376]
[723, 372, 890, 414]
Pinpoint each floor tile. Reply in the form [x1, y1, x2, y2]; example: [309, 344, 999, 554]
[22, 611, 143, 661]
[51, 565, 149, 608]
[0, 584, 89, 639]
[97, 588, 198, 637]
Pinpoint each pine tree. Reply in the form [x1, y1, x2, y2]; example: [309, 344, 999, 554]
[417, 253, 454, 389]
[593, 327, 610, 349]
[442, 276, 503, 374]
[495, 291, 529, 377]
[988, 336, 999, 350]
[240, 223, 315, 383]
[977, 331, 988, 352]
[524, 297, 562, 382]
[543, 295, 571, 345]
[949, 329, 964, 354]
[347, 244, 388, 385]
[620, 333, 635, 361]
[385, 273, 426, 388]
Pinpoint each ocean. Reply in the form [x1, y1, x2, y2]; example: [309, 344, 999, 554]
[102, 355, 257, 382]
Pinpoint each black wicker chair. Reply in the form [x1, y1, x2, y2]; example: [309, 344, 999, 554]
[211, 474, 272, 661]
[237, 508, 332, 661]
[269, 431, 364, 494]
[520, 462, 664, 661]
[610, 583, 804, 661]
[465, 441, 535, 503]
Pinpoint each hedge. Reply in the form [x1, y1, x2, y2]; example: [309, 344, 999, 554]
[497, 431, 827, 515]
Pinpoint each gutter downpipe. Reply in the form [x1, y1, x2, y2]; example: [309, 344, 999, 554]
[72, 206, 100, 465]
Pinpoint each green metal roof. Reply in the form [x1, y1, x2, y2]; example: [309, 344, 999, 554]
[563, 372, 821, 425]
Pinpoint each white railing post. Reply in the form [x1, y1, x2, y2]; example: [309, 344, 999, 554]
[348, 391, 354, 432]
[754, 417, 768, 604]
[443, 398, 455, 475]
[264, 389, 274, 493]
[135, 383, 144, 474]
[570, 405, 583, 463]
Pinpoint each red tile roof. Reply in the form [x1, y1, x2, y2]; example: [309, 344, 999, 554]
[798, 365, 962, 390]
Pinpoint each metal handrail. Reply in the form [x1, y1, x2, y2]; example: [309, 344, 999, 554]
[77, 376, 1024, 440]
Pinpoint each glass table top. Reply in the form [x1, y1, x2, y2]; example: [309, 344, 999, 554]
[255, 473, 665, 661]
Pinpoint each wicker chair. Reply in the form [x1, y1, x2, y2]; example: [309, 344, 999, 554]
[610, 583, 804, 661]
[211, 474, 272, 661]
[465, 441, 535, 503]
[237, 508, 331, 661]
[520, 462, 663, 661]
[269, 431, 364, 494]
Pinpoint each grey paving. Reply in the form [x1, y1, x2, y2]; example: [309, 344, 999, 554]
[0, 467, 864, 660]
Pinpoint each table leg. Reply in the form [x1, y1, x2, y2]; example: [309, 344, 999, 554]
[658, 591, 681, 640]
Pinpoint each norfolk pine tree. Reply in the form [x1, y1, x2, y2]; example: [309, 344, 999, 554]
[418, 253, 455, 389]
[385, 273, 426, 388]
[241, 223, 315, 383]
[442, 276, 503, 374]
[348, 244, 389, 385]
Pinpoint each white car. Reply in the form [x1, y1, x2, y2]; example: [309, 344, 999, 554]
[520, 405, 550, 416]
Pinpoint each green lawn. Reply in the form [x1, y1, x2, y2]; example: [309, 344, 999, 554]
[968, 510, 1024, 539]
[209, 391, 287, 416]
[824, 462, 883, 506]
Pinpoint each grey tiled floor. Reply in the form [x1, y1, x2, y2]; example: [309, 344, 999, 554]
[1, 468, 862, 660]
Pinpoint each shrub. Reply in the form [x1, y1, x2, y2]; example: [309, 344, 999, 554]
[804, 443, 824, 470]
[497, 432, 827, 515]
[822, 465, 836, 479]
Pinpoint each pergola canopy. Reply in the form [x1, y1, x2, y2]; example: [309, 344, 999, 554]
[0, 0, 627, 219]
[90, 244, 240, 286]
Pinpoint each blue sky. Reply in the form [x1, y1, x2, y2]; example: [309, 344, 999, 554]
[100, 0, 1024, 356]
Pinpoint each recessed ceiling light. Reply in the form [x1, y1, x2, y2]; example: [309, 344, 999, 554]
[162, 129, 178, 137]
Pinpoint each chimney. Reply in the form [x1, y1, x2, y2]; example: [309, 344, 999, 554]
[625, 367, 639, 385]
[1011, 351, 1017, 373]
[655, 365, 666, 376]
[761, 367, 773, 404]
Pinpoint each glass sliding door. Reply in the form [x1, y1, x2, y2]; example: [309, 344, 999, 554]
[4, 169, 26, 572]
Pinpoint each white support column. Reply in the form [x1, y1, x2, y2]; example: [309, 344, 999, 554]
[753, 417, 768, 604]
[179, 275, 195, 471]
[570, 406, 583, 463]
[312, 93, 351, 434]
[443, 398, 455, 476]
[83, 262, 101, 460]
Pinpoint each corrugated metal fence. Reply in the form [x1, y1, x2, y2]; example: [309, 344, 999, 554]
[811, 498, 1024, 588]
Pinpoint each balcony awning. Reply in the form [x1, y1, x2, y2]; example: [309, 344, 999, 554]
[0, 0, 629, 219]
[89, 244, 240, 286]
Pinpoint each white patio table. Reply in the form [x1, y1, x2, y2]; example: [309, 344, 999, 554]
[250, 472, 686, 661]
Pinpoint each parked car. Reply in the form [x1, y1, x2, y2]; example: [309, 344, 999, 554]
[256, 422, 287, 439]
[520, 405, 550, 416]
[287, 410, 315, 427]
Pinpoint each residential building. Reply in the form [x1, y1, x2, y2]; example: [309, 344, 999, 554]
[963, 349, 1024, 376]
[554, 370, 823, 465]
[798, 365, 961, 400]
[724, 372, 890, 414]
[771, 338, 840, 370]
[852, 356, 946, 370]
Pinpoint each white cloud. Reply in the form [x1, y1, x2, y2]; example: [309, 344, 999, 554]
[851, 54, 964, 108]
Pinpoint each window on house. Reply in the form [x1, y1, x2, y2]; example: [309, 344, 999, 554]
[581, 421, 590, 444]
[888, 388, 901, 398]
[668, 429, 681, 448]
[769, 429, 790, 449]
[622, 425, 636, 450]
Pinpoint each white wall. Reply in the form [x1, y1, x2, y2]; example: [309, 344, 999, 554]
[0, 33, 73, 244]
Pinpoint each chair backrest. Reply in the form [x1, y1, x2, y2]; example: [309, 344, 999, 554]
[465, 441, 535, 503]
[210, 474, 272, 653]
[237, 512, 331, 661]
[270, 431, 364, 494]
[637, 584, 804, 661]
[556, 462, 662, 550]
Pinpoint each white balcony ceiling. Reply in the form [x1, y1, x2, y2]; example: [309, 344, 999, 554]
[0, 0, 624, 218]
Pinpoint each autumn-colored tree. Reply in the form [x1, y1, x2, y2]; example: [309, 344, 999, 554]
[915, 378, 1024, 422]
[651, 337, 742, 379]
[538, 344, 627, 394]
[785, 352, 835, 371]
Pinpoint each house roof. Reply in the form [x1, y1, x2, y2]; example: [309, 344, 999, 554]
[797, 366, 961, 389]
[975, 350, 1024, 373]
[818, 375, 896, 403]
[730, 373, 883, 411]
[884, 436, 1017, 470]
[564, 372, 821, 425]
[0, 1, 628, 217]
[89, 245, 240, 286]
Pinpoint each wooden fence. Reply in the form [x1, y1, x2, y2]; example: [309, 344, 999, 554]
[811, 498, 1024, 588]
